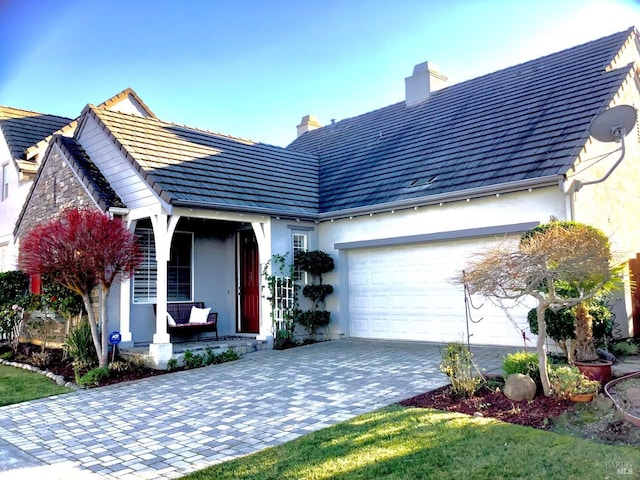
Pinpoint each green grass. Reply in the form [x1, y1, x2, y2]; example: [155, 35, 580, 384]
[180, 406, 640, 480]
[0, 364, 71, 406]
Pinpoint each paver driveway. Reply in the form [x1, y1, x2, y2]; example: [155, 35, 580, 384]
[0, 339, 511, 479]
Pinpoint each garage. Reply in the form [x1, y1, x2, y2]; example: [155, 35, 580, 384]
[346, 235, 532, 347]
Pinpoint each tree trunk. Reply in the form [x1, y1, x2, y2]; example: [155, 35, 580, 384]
[82, 291, 103, 368]
[536, 304, 552, 396]
[574, 303, 598, 362]
[98, 286, 110, 368]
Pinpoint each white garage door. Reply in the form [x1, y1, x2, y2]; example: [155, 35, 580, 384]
[347, 236, 531, 346]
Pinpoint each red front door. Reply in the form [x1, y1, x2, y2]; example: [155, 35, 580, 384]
[239, 230, 260, 333]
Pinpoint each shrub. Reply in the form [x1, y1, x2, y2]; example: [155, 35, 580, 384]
[78, 367, 110, 387]
[182, 349, 204, 369]
[503, 351, 540, 381]
[203, 347, 240, 366]
[440, 342, 482, 398]
[108, 360, 133, 373]
[612, 340, 639, 357]
[549, 365, 600, 400]
[167, 358, 179, 371]
[64, 322, 98, 372]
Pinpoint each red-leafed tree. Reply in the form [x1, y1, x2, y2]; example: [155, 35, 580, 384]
[19, 208, 141, 368]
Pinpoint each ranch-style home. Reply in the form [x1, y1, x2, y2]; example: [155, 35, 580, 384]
[7, 27, 640, 367]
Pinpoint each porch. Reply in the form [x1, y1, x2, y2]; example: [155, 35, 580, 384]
[120, 335, 269, 367]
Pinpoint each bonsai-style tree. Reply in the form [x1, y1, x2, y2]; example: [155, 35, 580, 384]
[460, 221, 617, 396]
[19, 208, 141, 368]
[295, 250, 334, 338]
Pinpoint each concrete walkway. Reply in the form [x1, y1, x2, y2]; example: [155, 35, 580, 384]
[0, 339, 512, 479]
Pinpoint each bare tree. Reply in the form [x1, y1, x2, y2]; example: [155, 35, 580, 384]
[459, 221, 614, 396]
[19, 208, 141, 368]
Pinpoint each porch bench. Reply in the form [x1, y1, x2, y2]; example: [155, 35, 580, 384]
[154, 302, 219, 341]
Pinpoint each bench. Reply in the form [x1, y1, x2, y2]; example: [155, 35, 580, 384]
[154, 302, 219, 341]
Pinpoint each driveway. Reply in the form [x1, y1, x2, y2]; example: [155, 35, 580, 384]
[0, 339, 512, 479]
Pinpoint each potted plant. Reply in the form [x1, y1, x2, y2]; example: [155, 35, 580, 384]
[549, 365, 600, 402]
[527, 295, 615, 384]
[572, 298, 615, 384]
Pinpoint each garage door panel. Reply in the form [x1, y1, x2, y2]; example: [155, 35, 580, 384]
[347, 237, 530, 346]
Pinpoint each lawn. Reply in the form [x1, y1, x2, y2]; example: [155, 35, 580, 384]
[0, 363, 71, 406]
[180, 405, 640, 480]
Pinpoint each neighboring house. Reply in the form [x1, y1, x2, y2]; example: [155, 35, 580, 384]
[0, 107, 71, 270]
[12, 27, 640, 367]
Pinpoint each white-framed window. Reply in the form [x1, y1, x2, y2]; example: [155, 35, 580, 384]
[1, 163, 9, 201]
[292, 232, 308, 283]
[133, 229, 193, 303]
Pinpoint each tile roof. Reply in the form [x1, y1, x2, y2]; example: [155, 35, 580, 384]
[55, 135, 126, 210]
[84, 106, 319, 216]
[288, 27, 638, 214]
[0, 106, 72, 162]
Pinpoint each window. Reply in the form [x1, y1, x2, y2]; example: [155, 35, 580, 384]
[292, 232, 308, 283]
[133, 229, 193, 303]
[167, 232, 192, 301]
[1, 163, 8, 201]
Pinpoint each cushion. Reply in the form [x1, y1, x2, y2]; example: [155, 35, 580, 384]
[189, 306, 210, 324]
[167, 312, 177, 327]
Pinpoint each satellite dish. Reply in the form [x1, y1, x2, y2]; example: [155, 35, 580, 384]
[589, 105, 637, 143]
[575, 104, 637, 192]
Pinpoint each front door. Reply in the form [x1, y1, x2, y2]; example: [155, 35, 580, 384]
[239, 229, 260, 333]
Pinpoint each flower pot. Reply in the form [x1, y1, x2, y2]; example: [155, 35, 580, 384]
[569, 392, 595, 403]
[574, 360, 612, 385]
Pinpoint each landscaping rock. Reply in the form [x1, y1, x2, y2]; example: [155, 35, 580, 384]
[504, 373, 536, 401]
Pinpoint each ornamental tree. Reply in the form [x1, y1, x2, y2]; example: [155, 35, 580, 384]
[459, 221, 617, 396]
[19, 208, 141, 368]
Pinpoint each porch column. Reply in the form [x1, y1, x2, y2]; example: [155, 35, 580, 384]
[252, 221, 272, 340]
[118, 278, 133, 347]
[118, 218, 136, 347]
[149, 213, 180, 368]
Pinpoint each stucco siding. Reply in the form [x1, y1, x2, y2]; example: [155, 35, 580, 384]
[319, 186, 566, 346]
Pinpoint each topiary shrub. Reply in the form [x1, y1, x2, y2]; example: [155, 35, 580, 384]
[294, 250, 334, 339]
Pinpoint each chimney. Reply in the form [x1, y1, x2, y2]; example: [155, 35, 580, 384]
[296, 114, 322, 137]
[404, 61, 448, 107]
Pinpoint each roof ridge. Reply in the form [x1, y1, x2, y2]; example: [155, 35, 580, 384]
[0, 105, 72, 121]
[92, 104, 281, 147]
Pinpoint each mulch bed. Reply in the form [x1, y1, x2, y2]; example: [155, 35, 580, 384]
[400, 381, 574, 430]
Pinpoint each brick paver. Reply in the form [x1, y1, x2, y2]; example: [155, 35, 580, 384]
[0, 339, 512, 479]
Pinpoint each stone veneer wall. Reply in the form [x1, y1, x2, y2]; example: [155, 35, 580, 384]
[16, 146, 97, 239]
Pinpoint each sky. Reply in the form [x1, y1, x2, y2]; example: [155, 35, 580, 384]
[1, 0, 639, 147]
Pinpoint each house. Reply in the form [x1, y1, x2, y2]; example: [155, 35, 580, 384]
[0, 107, 71, 271]
[12, 27, 640, 367]
[0, 89, 154, 271]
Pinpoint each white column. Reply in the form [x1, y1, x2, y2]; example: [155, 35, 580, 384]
[252, 221, 272, 340]
[149, 213, 180, 367]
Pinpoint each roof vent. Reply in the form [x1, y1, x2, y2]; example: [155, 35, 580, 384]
[296, 114, 322, 138]
[405, 61, 447, 107]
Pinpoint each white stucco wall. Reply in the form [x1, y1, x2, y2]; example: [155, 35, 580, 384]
[570, 79, 640, 337]
[318, 185, 567, 346]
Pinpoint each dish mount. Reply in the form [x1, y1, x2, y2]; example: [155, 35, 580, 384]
[574, 105, 637, 191]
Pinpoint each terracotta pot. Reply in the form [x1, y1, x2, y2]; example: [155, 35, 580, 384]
[574, 360, 613, 385]
[569, 393, 595, 403]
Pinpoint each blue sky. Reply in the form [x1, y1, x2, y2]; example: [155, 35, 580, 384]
[1, 0, 639, 147]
